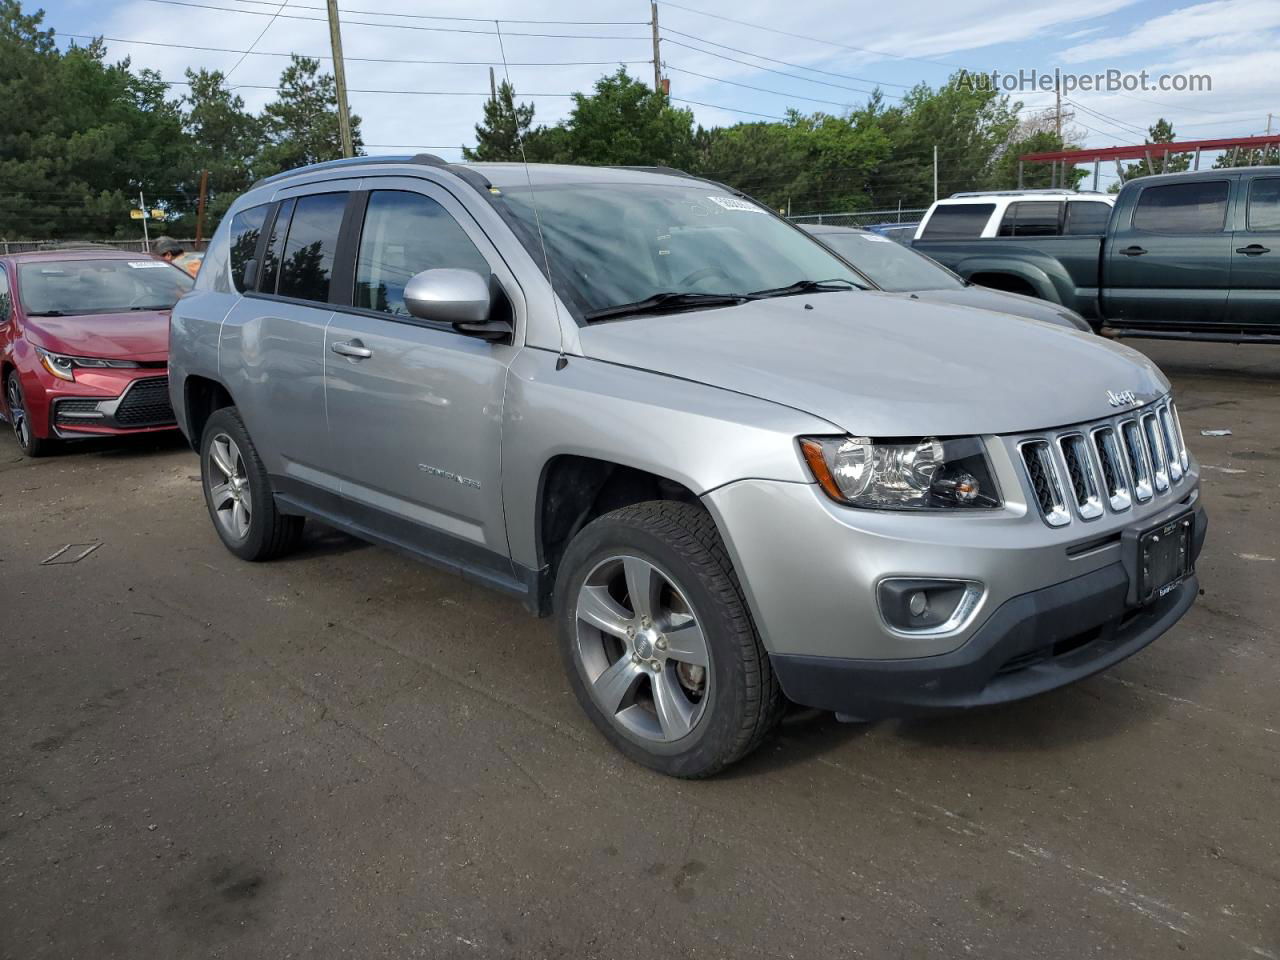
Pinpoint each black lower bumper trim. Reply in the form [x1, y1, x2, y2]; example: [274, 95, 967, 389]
[771, 504, 1206, 719]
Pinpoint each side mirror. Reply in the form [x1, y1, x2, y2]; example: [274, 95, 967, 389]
[403, 268, 512, 341]
[241, 258, 259, 291]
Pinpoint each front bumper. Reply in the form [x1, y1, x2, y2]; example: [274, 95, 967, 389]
[770, 535, 1202, 719]
[49, 375, 176, 438]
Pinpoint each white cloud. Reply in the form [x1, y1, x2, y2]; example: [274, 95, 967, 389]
[1061, 0, 1280, 63]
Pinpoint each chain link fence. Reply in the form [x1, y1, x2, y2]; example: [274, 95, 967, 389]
[0, 238, 200, 255]
[788, 208, 928, 229]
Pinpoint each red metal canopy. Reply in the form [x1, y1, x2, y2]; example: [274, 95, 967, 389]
[1021, 134, 1279, 164]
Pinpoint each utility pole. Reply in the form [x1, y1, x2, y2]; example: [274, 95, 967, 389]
[194, 169, 209, 248]
[489, 66, 497, 103]
[1267, 113, 1273, 136]
[1054, 67, 1063, 141]
[650, 1, 662, 93]
[325, 0, 355, 158]
[932, 145, 938, 202]
[138, 190, 150, 250]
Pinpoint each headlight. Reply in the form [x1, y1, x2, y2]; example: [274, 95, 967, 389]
[799, 435, 1002, 510]
[36, 347, 139, 382]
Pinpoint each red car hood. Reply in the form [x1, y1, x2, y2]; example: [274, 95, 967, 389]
[23, 310, 170, 363]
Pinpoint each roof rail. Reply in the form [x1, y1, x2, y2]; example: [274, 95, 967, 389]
[948, 188, 1107, 198]
[249, 153, 450, 190]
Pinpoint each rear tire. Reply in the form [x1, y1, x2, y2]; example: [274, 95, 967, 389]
[5, 372, 55, 458]
[554, 501, 783, 778]
[199, 407, 303, 561]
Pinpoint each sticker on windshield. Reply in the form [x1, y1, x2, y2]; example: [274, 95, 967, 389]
[860, 233, 892, 243]
[705, 195, 766, 214]
[128, 260, 171, 268]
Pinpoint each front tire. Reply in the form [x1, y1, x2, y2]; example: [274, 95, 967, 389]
[554, 501, 782, 778]
[5, 372, 55, 457]
[199, 407, 303, 561]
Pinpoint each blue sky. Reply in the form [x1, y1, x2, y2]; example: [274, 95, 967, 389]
[35, 0, 1280, 199]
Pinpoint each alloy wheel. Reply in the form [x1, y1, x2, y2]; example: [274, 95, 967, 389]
[207, 432, 253, 540]
[573, 555, 712, 743]
[6, 377, 30, 451]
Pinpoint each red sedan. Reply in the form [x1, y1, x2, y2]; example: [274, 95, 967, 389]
[0, 249, 193, 456]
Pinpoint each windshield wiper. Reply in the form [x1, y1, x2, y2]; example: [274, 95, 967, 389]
[747, 278, 860, 299]
[584, 291, 751, 323]
[130, 305, 172, 311]
[25, 310, 66, 317]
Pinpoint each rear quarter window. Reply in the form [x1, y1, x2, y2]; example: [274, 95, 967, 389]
[920, 204, 996, 239]
[227, 203, 270, 293]
[1132, 181, 1229, 234]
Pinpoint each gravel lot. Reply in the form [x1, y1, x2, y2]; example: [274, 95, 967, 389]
[1, 339, 1277, 960]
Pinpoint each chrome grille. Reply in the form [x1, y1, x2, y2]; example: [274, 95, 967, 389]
[1019, 397, 1189, 527]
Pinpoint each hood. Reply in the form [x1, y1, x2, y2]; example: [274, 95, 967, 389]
[23, 310, 170, 363]
[577, 291, 1167, 437]
[911, 286, 1093, 332]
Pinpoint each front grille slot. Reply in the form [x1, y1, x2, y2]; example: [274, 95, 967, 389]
[1120, 419, 1154, 503]
[1160, 405, 1183, 482]
[1020, 440, 1071, 527]
[114, 377, 175, 427]
[1091, 427, 1131, 512]
[1169, 402, 1190, 472]
[1058, 434, 1103, 520]
[54, 398, 103, 426]
[1142, 413, 1170, 492]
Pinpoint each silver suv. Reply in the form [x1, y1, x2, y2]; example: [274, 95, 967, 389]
[170, 157, 1206, 777]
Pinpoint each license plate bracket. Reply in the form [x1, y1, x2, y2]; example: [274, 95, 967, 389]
[1134, 511, 1194, 606]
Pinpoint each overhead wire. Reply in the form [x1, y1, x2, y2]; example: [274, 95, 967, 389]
[223, 0, 288, 79]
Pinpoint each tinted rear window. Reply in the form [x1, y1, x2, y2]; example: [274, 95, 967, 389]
[1132, 181, 1229, 234]
[276, 192, 348, 303]
[921, 204, 995, 239]
[998, 201, 1062, 237]
[1065, 200, 1112, 235]
[228, 203, 269, 293]
[1247, 178, 1280, 231]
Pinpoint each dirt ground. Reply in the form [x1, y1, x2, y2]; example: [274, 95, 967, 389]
[1, 339, 1277, 959]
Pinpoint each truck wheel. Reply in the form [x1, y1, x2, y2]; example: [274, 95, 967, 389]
[5, 373, 55, 458]
[554, 501, 783, 778]
[199, 407, 303, 561]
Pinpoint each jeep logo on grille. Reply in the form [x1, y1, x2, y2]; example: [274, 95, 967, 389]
[1106, 389, 1138, 408]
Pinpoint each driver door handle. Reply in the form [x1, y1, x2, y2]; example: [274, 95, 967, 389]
[1236, 244, 1271, 256]
[1120, 245, 1147, 257]
[331, 339, 373, 359]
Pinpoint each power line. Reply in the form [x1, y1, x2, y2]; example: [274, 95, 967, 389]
[658, 0, 965, 70]
[662, 37, 904, 98]
[663, 63, 868, 109]
[139, 0, 649, 40]
[668, 97, 787, 120]
[224, 0, 288, 79]
[1065, 98, 1147, 137]
[225, 0, 646, 25]
[661, 26, 913, 88]
[163, 80, 576, 97]
[61, 34, 652, 67]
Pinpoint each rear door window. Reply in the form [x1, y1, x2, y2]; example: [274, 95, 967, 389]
[1064, 200, 1112, 235]
[1132, 181, 1229, 234]
[354, 191, 491, 317]
[275, 192, 349, 303]
[998, 201, 1063, 237]
[1246, 178, 1280, 231]
[228, 203, 269, 293]
[920, 204, 996, 239]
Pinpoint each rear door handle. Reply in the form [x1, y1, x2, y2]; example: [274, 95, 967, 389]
[1236, 244, 1271, 256]
[331, 339, 372, 359]
[1120, 245, 1147, 257]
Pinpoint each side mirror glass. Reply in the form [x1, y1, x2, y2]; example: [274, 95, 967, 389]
[241, 258, 259, 291]
[403, 268, 512, 342]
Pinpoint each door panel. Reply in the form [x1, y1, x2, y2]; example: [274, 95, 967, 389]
[323, 182, 522, 569]
[1105, 179, 1233, 327]
[1227, 176, 1280, 327]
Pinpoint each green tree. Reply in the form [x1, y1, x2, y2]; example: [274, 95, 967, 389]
[181, 68, 264, 226]
[259, 56, 362, 174]
[555, 67, 697, 168]
[462, 80, 535, 161]
[1122, 118, 1190, 179]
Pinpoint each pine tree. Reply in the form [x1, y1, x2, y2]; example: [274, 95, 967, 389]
[462, 81, 535, 161]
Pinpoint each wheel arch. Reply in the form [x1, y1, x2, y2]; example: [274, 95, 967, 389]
[183, 375, 236, 449]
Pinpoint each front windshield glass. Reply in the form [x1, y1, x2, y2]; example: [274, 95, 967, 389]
[812, 230, 962, 293]
[493, 183, 863, 318]
[18, 258, 194, 316]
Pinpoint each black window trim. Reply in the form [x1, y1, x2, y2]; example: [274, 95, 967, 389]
[1245, 175, 1280, 233]
[241, 189, 360, 310]
[1130, 178, 1232, 236]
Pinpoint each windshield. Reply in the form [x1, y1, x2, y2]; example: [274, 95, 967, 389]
[809, 230, 962, 293]
[17, 258, 194, 316]
[493, 182, 864, 319]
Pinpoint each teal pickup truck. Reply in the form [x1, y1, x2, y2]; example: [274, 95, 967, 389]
[912, 168, 1280, 342]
